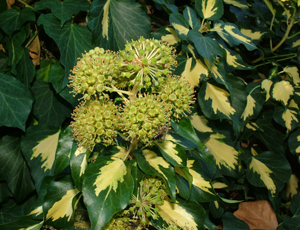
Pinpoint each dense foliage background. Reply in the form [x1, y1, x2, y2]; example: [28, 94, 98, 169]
[0, 0, 300, 229]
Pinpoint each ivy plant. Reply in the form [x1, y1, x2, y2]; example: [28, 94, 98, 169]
[0, 0, 300, 229]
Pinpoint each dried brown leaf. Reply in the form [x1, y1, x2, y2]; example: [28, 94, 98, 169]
[28, 34, 41, 66]
[0, 44, 5, 52]
[234, 200, 278, 230]
[6, 0, 15, 9]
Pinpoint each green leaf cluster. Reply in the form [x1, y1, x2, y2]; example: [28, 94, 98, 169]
[1, 0, 300, 229]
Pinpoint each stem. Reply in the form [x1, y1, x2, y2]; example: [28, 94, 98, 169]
[25, 31, 39, 48]
[271, 8, 296, 53]
[255, 54, 297, 67]
[269, 14, 275, 50]
[123, 137, 138, 161]
[18, 0, 33, 8]
[287, 30, 300, 39]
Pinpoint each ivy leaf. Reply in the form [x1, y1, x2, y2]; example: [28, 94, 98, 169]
[271, 80, 294, 106]
[214, 20, 257, 51]
[43, 175, 80, 228]
[31, 80, 71, 128]
[53, 126, 74, 175]
[133, 148, 176, 202]
[188, 30, 224, 66]
[21, 125, 60, 192]
[183, 6, 201, 30]
[82, 156, 134, 230]
[15, 48, 35, 87]
[0, 8, 35, 36]
[222, 45, 254, 70]
[198, 82, 236, 120]
[288, 128, 300, 163]
[279, 193, 300, 230]
[0, 136, 35, 202]
[37, 13, 93, 88]
[195, 0, 224, 21]
[169, 13, 190, 40]
[156, 141, 187, 167]
[222, 212, 250, 230]
[49, 61, 65, 93]
[0, 73, 33, 131]
[152, 0, 179, 14]
[87, 0, 151, 51]
[157, 198, 206, 230]
[70, 144, 88, 191]
[273, 105, 299, 132]
[245, 151, 291, 196]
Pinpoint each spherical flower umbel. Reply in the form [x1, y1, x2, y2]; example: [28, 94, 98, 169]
[120, 94, 171, 145]
[68, 47, 122, 100]
[118, 37, 177, 90]
[155, 76, 195, 120]
[70, 99, 120, 150]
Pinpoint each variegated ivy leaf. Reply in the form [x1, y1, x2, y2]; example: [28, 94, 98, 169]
[70, 143, 88, 191]
[288, 128, 300, 163]
[169, 13, 190, 40]
[286, 174, 299, 198]
[245, 151, 291, 196]
[198, 82, 236, 120]
[283, 66, 300, 85]
[82, 156, 135, 230]
[87, 0, 151, 51]
[223, 0, 249, 10]
[43, 175, 80, 228]
[133, 148, 176, 202]
[21, 125, 60, 192]
[0, 218, 43, 229]
[213, 20, 257, 51]
[158, 27, 181, 45]
[190, 114, 213, 134]
[241, 85, 265, 123]
[261, 79, 273, 101]
[183, 6, 201, 30]
[157, 198, 206, 230]
[263, 0, 276, 16]
[188, 30, 224, 66]
[271, 80, 294, 106]
[195, 0, 224, 21]
[240, 28, 267, 43]
[181, 57, 208, 88]
[204, 133, 239, 174]
[156, 141, 187, 167]
[175, 160, 217, 202]
[274, 100, 299, 132]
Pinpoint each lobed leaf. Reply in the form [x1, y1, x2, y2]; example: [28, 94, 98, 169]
[195, 0, 224, 21]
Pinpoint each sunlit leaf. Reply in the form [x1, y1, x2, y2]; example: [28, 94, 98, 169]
[273, 104, 299, 132]
[223, 0, 249, 10]
[283, 66, 300, 85]
[159, 27, 181, 45]
[190, 114, 213, 133]
[195, 0, 224, 21]
[245, 151, 291, 196]
[156, 141, 187, 167]
[240, 28, 266, 42]
[261, 79, 273, 101]
[286, 174, 299, 198]
[87, 0, 151, 51]
[82, 156, 134, 229]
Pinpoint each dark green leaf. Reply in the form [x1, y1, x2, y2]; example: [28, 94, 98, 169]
[87, 0, 151, 51]
[188, 30, 223, 66]
[152, 0, 178, 14]
[31, 80, 71, 127]
[0, 218, 43, 230]
[273, 106, 299, 132]
[53, 126, 74, 175]
[183, 6, 201, 30]
[222, 212, 250, 230]
[288, 128, 300, 162]
[0, 73, 33, 131]
[82, 157, 134, 230]
[38, 13, 93, 87]
[0, 136, 35, 202]
[49, 61, 66, 93]
[0, 8, 35, 36]
[16, 48, 35, 87]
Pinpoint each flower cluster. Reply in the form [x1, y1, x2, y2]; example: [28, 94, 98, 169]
[124, 177, 168, 226]
[69, 37, 195, 150]
[70, 99, 119, 150]
[120, 94, 171, 145]
[119, 37, 177, 90]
